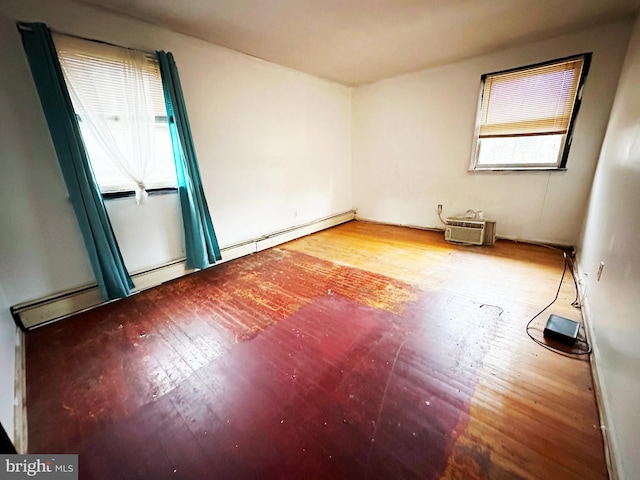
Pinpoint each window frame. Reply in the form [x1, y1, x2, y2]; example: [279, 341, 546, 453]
[469, 53, 592, 172]
[54, 33, 179, 197]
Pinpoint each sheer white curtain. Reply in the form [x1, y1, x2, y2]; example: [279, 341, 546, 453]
[54, 34, 159, 202]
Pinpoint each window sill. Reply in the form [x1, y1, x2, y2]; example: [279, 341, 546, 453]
[102, 187, 178, 200]
[469, 167, 567, 173]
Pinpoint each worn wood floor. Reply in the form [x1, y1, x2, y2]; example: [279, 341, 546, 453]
[26, 221, 606, 479]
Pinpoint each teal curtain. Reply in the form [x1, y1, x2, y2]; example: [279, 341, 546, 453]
[157, 51, 222, 269]
[18, 22, 133, 300]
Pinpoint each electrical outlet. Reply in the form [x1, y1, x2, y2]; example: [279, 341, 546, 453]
[597, 261, 604, 281]
[437, 204, 443, 214]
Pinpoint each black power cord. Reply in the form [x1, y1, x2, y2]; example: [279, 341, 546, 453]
[525, 251, 592, 358]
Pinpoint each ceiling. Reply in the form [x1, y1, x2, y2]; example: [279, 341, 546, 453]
[77, 0, 640, 86]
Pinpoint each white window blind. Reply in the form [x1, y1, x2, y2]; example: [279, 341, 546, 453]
[479, 58, 584, 138]
[54, 34, 177, 197]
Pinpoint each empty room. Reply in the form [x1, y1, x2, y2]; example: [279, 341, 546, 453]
[1, 0, 639, 479]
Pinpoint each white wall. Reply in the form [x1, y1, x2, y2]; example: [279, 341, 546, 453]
[0, 0, 352, 442]
[578, 14, 640, 480]
[105, 195, 184, 274]
[353, 20, 633, 246]
[0, 288, 16, 444]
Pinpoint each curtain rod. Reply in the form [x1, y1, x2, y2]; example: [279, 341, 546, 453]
[54, 30, 158, 58]
[16, 21, 157, 57]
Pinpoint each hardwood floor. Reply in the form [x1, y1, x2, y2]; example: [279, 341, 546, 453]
[25, 221, 606, 479]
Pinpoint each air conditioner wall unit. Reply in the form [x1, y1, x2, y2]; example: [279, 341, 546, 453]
[483, 220, 497, 246]
[445, 217, 485, 245]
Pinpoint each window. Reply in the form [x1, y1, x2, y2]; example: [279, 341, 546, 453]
[54, 34, 177, 195]
[470, 54, 591, 171]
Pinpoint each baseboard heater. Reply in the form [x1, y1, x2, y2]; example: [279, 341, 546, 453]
[11, 210, 355, 330]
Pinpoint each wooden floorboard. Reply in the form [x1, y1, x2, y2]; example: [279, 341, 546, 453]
[25, 220, 606, 479]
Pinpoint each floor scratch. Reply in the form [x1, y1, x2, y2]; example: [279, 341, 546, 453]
[364, 338, 407, 480]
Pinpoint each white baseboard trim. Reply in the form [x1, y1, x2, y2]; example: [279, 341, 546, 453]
[13, 328, 26, 454]
[574, 256, 619, 480]
[256, 210, 356, 251]
[354, 216, 445, 234]
[355, 216, 575, 250]
[11, 210, 355, 330]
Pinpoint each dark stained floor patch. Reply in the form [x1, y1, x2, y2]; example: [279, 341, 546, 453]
[27, 274, 499, 479]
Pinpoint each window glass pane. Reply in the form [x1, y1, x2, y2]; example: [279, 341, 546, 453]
[80, 123, 125, 191]
[148, 123, 178, 190]
[477, 135, 564, 167]
[81, 120, 177, 192]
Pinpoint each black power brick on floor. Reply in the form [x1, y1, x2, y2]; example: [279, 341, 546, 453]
[543, 314, 580, 345]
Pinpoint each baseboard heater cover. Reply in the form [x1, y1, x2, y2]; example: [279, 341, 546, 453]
[11, 261, 192, 331]
[11, 210, 355, 330]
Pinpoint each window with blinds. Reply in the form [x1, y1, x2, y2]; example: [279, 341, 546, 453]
[53, 34, 177, 194]
[471, 54, 591, 170]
